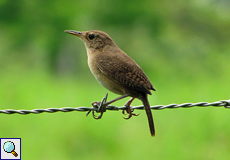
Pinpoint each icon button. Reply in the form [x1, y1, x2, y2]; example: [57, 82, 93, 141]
[3, 141, 18, 157]
[1, 138, 21, 160]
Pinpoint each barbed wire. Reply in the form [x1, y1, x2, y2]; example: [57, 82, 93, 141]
[0, 95, 229, 115]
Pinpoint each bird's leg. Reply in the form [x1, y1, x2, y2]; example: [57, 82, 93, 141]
[122, 98, 134, 116]
[90, 94, 129, 119]
[122, 97, 139, 119]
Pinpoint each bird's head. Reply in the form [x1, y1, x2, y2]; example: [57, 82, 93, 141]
[65, 30, 117, 52]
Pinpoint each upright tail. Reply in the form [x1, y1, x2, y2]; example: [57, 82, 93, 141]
[141, 93, 155, 136]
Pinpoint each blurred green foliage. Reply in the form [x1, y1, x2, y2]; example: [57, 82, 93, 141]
[0, 0, 230, 159]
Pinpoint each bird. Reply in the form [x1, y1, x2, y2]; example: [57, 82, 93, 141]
[64, 30, 156, 136]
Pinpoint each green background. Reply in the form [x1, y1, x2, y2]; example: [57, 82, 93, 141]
[1, 0, 230, 159]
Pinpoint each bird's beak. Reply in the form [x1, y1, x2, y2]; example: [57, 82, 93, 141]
[64, 30, 82, 38]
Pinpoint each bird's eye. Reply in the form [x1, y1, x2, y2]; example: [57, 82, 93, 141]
[88, 34, 95, 40]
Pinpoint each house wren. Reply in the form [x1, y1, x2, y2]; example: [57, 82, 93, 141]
[65, 30, 156, 136]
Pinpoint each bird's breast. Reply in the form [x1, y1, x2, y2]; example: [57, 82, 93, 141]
[87, 55, 125, 95]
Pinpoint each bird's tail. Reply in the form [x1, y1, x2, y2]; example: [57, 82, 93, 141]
[141, 93, 155, 136]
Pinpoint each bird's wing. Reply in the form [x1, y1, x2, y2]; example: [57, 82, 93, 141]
[96, 53, 155, 94]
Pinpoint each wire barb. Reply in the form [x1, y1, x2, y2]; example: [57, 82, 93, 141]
[0, 98, 229, 115]
[86, 93, 109, 119]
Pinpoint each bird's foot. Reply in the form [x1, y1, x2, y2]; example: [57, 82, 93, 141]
[122, 97, 139, 119]
[91, 101, 106, 119]
[86, 93, 108, 119]
[122, 108, 139, 119]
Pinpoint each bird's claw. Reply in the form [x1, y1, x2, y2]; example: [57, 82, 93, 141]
[92, 110, 104, 119]
[86, 93, 108, 119]
[92, 101, 101, 107]
[121, 97, 138, 119]
[91, 101, 105, 119]
[122, 107, 139, 119]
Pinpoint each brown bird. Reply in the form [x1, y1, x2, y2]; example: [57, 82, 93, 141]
[65, 30, 156, 136]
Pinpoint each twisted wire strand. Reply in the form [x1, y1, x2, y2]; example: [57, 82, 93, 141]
[0, 99, 229, 115]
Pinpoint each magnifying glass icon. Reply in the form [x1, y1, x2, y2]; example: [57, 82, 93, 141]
[3, 141, 18, 157]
